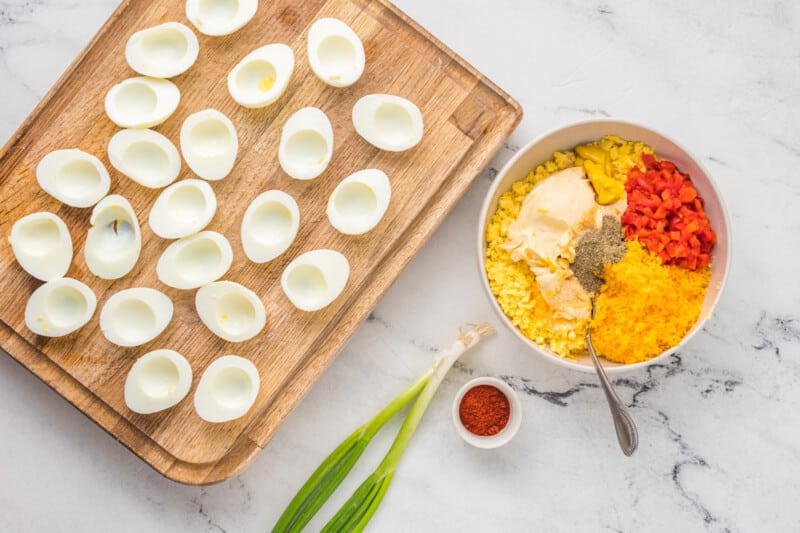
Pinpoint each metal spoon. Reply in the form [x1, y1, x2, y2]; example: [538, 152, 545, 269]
[586, 298, 639, 456]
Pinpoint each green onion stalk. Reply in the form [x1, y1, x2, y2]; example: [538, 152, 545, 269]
[273, 323, 495, 533]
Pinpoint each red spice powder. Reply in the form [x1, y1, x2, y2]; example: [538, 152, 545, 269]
[459, 384, 510, 436]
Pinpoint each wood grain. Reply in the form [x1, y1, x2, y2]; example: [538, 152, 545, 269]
[0, 0, 521, 484]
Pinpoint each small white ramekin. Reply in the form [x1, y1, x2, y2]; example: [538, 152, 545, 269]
[452, 377, 522, 449]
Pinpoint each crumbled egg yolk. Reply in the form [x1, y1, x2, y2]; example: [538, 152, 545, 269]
[220, 313, 228, 322]
[259, 75, 275, 92]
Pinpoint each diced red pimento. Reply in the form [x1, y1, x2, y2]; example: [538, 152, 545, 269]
[621, 153, 716, 270]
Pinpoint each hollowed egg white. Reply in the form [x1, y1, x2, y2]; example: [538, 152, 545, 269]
[125, 349, 192, 414]
[36, 149, 110, 208]
[278, 107, 333, 181]
[157, 231, 233, 289]
[180, 109, 238, 181]
[84, 195, 142, 280]
[281, 249, 349, 312]
[196, 281, 266, 342]
[149, 179, 217, 239]
[241, 190, 299, 263]
[307, 18, 365, 88]
[327, 169, 391, 235]
[25, 278, 96, 337]
[108, 129, 181, 189]
[125, 22, 200, 78]
[352, 94, 423, 152]
[105, 77, 180, 129]
[228, 43, 294, 108]
[10, 212, 73, 281]
[100, 287, 173, 347]
[194, 354, 260, 423]
[186, 0, 258, 36]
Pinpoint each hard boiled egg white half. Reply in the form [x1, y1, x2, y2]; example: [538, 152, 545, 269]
[105, 77, 180, 129]
[36, 149, 110, 208]
[307, 17, 365, 88]
[186, 0, 258, 36]
[352, 94, 423, 152]
[180, 109, 239, 181]
[194, 355, 260, 423]
[327, 169, 391, 235]
[84, 195, 142, 280]
[108, 129, 181, 189]
[228, 43, 294, 108]
[241, 190, 299, 263]
[125, 22, 200, 78]
[157, 231, 233, 289]
[281, 249, 349, 312]
[125, 349, 192, 415]
[25, 278, 96, 337]
[278, 107, 333, 180]
[149, 179, 217, 239]
[100, 287, 173, 347]
[10, 212, 73, 281]
[196, 281, 266, 342]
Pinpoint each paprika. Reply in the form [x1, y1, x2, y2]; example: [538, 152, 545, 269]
[458, 384, 510, 436]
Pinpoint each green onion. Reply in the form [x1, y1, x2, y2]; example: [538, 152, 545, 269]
[272, 323, 495, 533]
[271, 369, 432, 533]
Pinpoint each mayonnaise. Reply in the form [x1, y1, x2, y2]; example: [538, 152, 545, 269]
[503, 166, 600, 321]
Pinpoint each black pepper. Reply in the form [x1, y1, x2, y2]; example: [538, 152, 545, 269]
[571, 215, 626, 293]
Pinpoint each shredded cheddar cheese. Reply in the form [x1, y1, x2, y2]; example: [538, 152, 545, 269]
[590, 240, 710, 363]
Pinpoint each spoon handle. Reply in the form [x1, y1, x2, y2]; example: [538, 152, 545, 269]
[586, 329, 639, 456]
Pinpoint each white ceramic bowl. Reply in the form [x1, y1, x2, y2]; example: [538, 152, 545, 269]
[452, 377, 522, 448]
[477, 119, 731, 374]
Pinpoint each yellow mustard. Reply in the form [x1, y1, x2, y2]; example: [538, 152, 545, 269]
[575, 144, 624, 204]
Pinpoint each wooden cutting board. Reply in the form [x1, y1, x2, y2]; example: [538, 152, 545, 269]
[0, 0, 521, 484]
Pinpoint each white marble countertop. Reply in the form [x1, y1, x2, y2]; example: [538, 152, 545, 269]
[1, 1, 798, 531]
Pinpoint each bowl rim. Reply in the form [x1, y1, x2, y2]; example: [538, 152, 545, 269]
[451, 376, 522, 448]
[476, 118, 732, 374]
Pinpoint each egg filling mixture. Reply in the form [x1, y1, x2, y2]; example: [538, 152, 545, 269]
[485, 135, 716, 363]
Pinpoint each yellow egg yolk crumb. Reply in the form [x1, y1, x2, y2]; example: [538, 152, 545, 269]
[590, 240, 710, 364]
[259, 75, 275, 92]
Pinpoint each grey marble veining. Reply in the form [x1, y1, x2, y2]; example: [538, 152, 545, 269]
[1, 1, 799, 532]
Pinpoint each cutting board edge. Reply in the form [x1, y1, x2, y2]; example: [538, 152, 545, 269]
[373, 0, 523, 117]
